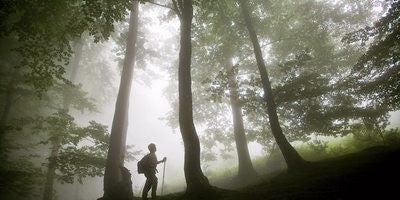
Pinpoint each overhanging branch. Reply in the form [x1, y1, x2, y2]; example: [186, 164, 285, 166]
[143, 0, 175, 11]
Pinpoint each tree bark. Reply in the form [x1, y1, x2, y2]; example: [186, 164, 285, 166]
[177, 0, 213, 197]
[226, 66, 258, 179]
[238, 0, 307, 170]
[103, 0, 138, 197]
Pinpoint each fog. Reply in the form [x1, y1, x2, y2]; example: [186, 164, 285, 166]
[1, 0, 400, 200]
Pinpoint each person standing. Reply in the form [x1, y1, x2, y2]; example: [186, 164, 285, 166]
[142, 143, 166, 200]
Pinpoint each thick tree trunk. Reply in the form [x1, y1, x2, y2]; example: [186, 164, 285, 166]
[226, 66, 258, 179]
[238, 0, 307, 170]
[103, 0, 138, 198]
[177, 0, 213, 197]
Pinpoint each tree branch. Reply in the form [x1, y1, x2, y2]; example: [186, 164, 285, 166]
[143, 0, 175, 11]
[236, 37, 299, 65]
[171, 0, 182, 18]
[177, 0, 184, 12]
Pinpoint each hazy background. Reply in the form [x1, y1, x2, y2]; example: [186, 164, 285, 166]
[1, 1, 399, 199]
[53, 2, 400, 199]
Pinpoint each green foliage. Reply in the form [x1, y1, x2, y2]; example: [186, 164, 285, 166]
[0, 156, 43, 200]
[155, 3, 400, 178]
[163, 0, 392, 160]
[1, 109, 131, 198]
[31, 111, 110, 183]
[51, 82, 97, 112]
[205, 66, 240, 103]
[204, 128, 400, 181]
[0, 34, 129, 198]
[343, 0, 400, 111]
[114, 16, 161, 70]
[383, 128, 400, 146]
[236, 0, 392, 143]
[0, 2, 139, 199]
[0, 119, 44, 199]
[0, 0, 132, 93]
[295, 129, 400, 162]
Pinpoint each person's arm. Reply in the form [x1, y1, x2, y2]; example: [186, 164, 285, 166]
[157, 157, 167, 164]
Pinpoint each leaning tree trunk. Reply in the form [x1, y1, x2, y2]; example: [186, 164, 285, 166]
[103, 0, 138, 198]
[226, 65, 258, 179]
[42, 39, 83, 200]
[238, 0, 307, 170]
[177, 0, 213, 197]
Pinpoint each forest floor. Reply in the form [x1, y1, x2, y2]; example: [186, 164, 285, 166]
[136, 145, 400, 200]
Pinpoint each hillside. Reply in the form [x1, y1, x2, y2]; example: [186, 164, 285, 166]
[155, 145, 400, 200]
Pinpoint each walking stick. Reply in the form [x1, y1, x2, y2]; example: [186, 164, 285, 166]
[161, 159, 166, 196]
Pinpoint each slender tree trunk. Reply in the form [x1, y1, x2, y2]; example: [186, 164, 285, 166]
[74, 178, 80, 200]
[42, 138, 61, 200]
[0, 69, 17, 138]
[42, 39, 83, 200]
[63, 40, 83, 110]
[238, 0, 307, 170]
[177, 0, 213, 197]
[226, 66, 258, 179]
[103, 0, 138, 198]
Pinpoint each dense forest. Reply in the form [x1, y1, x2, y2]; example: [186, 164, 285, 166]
[0, 0, 399, 199]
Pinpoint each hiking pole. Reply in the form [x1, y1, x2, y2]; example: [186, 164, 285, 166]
[161, 159, 166, 196]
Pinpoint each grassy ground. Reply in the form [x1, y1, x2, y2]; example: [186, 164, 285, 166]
[137, 145, 400, 200]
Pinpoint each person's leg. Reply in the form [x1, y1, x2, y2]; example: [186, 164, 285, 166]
[142, 175, 152, 200]
[150, 174, 158, 199]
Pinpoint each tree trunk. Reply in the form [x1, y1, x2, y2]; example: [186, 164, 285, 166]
[42, 39, 83, 200]
[226, 66, 258, 179]
[63, 39, 83, 110]
[177, 0, 213, 197]
[237, 0, 307, 170]
[0, 69, 17, 138]
[42, 138, 61, 200]
[103, 0, 138, 198]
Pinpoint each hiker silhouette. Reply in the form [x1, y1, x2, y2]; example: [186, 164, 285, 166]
[141, 143, 166, 200]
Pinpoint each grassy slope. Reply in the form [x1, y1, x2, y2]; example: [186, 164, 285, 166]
[153, 145, 400, 200]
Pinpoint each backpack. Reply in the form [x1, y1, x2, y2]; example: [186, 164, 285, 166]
[137, 154, 150, 174]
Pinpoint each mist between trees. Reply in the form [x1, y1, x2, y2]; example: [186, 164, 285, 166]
[0, 0, 399, 199]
